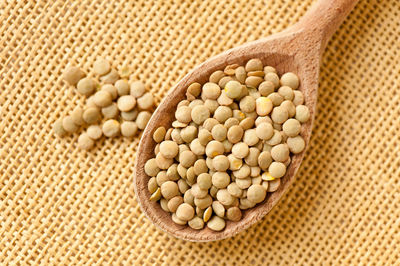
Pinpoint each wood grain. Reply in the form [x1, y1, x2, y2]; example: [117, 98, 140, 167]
[133, 0, 359, 242]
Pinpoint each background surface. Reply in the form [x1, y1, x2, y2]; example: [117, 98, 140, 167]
[1, 0, 399, 264]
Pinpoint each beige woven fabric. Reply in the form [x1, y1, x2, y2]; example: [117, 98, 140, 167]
[1, 0, 399, 264]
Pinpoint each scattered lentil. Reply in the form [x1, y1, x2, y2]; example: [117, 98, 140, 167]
[93, 90, 112, 107]
[102, 103, 119, 119]
[77, 77, 96, 96]
[102, 84, 118, 100]
[87, 125, 102, 140]
[54, 118, 67, 136]
[78, 133, 94, 150]
[93, 59, 111, 75]
[62, 116, 79, 133]
[115, 80, 130, 96]
[70, 107, 84, 126]
[102, 119, 120, 137]
[100, 69, 119, 84]
[121, 121, 138, 137]
[121, 109, 138, 121]
[63, 66, 85, 85]
[130, 81, 146, 98]
[136, 111, 151, 130]
[137, 92, 154, 110]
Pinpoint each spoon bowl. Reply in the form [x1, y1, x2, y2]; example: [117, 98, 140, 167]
[134, 0, 358, 241]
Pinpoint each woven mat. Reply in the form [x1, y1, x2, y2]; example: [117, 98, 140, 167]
[1, 0, 399, 264]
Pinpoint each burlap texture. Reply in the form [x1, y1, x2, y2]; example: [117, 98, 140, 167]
[1, 0, 399, 264]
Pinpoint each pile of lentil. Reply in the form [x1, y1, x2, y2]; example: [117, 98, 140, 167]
[145, 59, 310, 231]
[54, 59, 155, 149]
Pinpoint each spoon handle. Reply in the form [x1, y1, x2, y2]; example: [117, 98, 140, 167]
[293, 0, 359, 50]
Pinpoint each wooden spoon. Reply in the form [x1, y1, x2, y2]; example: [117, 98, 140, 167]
[134, 0, 359, 242]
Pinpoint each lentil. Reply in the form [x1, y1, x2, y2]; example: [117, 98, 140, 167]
[86, 125, 102, 140]
[137, 92, 154, 110]
[78, 133, 94, 150]
[209, 71, 225, 84]
[121, 121, 138, 137]
[267, 93, 283, 107]
[102, 103, 119, 119]
[264, 72, 280, 88]
[295, 105, 310, 123]
[258, 81, 275, 96]
[207, 216, 225, 231]
[293, 90, 304, 106]
[121, 109, 138, 121]
[197, 173, 212, 190]
[54, 118, 67, 136]
[269, 162, 286, 178]
[189, 217, 204, 229]
[268, 179, 281, 192]
[100, 69, 119, 84]
[93, 90, 112, 107]
[203, 207, 212, 222]
[130, 81, 146, 98]
[278, 86, 294, 101]
[117, 95, 136, 111]
[226, 207, 242, 221]
[102, 84, 118, 100]
[283, 118, 301, 137]
[218, 76, 234, 89]
[213, 155, 229, 172]
[62, 116, 79, 133]
[212, 172, 230, 189]
[148, 177, 158, 194]
[115, 80, 130, 96]
[63, 66, 85, 85]
[77, 77, 96, 96]
[247, 184, 266, 203]
[270, 144, 290, 162]
[280, 72, 299, 89]
[287, 136, 306, 154]
[256, 97, 273, 116]
[71, 107, 84, 126]
[145, 158, 159, 176]
[136, 111, 151, 129]
[153, 127, 166, 143]
[102, 119, 120, 137]
[202, 83, 221, 100]
[93, 59, 111, 75]
[281, 100, 296, 117]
